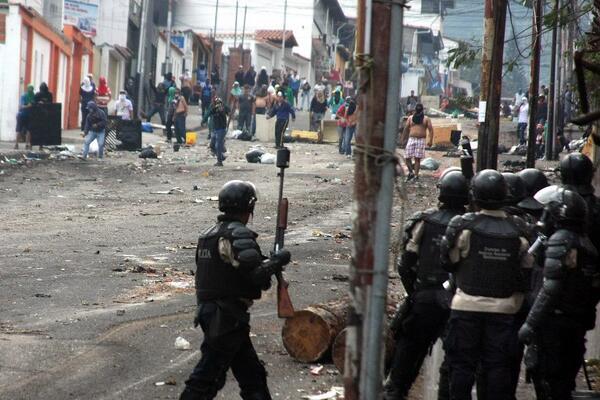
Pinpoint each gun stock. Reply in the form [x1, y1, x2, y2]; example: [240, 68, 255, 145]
[276, 273, 294, 318]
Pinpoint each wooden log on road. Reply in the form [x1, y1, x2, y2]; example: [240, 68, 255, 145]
[281, 298, 349, 363]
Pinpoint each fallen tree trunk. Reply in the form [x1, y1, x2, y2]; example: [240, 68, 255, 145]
[281, 298, 349, 363]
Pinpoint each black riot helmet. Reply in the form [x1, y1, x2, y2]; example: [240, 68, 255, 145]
[535, 185, 588, 231]
[218, 180, 258, 214]
[517, 168, 548, 211]
[502, 172, 526, 206]
[559, 152, 595, 194]
[471, 169, 507, 209]
[438, 170, 469, 206]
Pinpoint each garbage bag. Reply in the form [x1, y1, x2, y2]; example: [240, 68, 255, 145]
[420, 157, 440, 171]
[260, 153, 276, 164]
[139, 146, 158, 159]
[246, 148, 265, 163]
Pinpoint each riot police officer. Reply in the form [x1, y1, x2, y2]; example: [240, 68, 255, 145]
[559, 152, 600, 253]
[384, 170, 469, 400]
[440, 169, 532, 400]
[519, 186, 600, 399]
[517, 168, 549, 222]
[180, 180, 291, 400]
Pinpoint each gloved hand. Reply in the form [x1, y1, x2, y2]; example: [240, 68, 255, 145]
[271, 249, 291, 267]
[518, 322, 535, 345]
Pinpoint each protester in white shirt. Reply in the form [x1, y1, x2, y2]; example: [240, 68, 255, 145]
[517, 97, 528, 145]
[114, 90, 134, 120]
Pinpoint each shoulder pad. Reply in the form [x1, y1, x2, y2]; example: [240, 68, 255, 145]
[440, 214, 471, 256]
[544, 229, 578, 279]
[547, 229, 578, 249]
[403, 210, 426, 248]
[508, 214, 529, 236]
[229, 223, 258, 240]
[199, 224, 220, 239]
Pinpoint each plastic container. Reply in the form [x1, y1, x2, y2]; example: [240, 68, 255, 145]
[186, 131, 197, 145]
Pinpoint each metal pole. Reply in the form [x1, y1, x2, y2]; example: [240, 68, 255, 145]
[526, 0, 543, 167]
[546, 0, 559, 160]
[165, 0, 172, 69]
[281, 0, 287, 72]
[241, 5, 247, 65]
[210, 0, 219, 75]
[233, 0, 239, 48]
[362, 0, 404, 398]
[136, 0, 149, 118]
[553, 3, 563, 159]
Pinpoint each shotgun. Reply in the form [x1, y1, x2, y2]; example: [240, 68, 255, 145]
[273, 147, 295, 318]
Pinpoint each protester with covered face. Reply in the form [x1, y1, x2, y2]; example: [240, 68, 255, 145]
[114, 90, 134, 120]
[310, 90, 328, 133]
[80, 77, 96, 130]
[34, 82, 53, 104]
[15, 84, 35, 150]
[165, 86, 177, 143]
[81, 101, 108, 160]
[328, 89, 344, 119]
[402, 103, 433, 181]
[95, 76, 112, 116]
[203, 97, 230, 166]
[266, 92, 295, 148]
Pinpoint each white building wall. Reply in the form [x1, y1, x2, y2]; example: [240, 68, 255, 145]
[156, 37, 184, 86]
[0, 5, 24, 141]
[95, 0, 129, 47]
[31, 31, 51, 89]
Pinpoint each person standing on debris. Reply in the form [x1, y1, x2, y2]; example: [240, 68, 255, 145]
[95, 76, 112, 116]
[257, 66, 269, 88]
[384, 170, 470, 400]
[80, 77, 96, 131]
[402, 103, 433, 182]
[147, 80, 167, 125]
[114, 90, 134, 120]
[440, 170, 533, 400]
[519, 186, 599, 399]
[203, 97, 230, 166]
[253, 85, 270, 136]
[290, 71, 301, 108]
[281, 81, 295, 109]
[174, 88, 189, 145]
[328, 89, 344, 120]
[299, 78, 311, 111]
[341, 97, 358, 158]
[514, 88, 524, 107]
[179, 180, 291, 400]
[267, 92, 295, 148]
[34, 82, 53, 104]
[244, 65, 256, 89]
[536, 95, 548, 125]
[211, 65, 221, 92]
[309, 90, 328, 134]
[15, 84, 35, 150]
[237, 84, 255, 134]
[81, 101, 108, 160]
[230, 81, 242, 113]
[517, 97, 529, 145]
[181, 70, 193, 104]
[165, 86, 177, 143]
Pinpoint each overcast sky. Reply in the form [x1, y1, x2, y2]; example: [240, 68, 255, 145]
[340, 0, 357, 18]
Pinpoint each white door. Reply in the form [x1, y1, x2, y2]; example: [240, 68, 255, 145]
[56, 52, 68, 128]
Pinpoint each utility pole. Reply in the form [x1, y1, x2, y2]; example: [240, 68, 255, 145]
[546, 0, 560, 160]
[210, 0, 219, 75]
[241, 5, 247, 65]
[164, 0, 173, 75]
[136, 0, 149, 118]
[233, 0, 239, 48]
[281, 0, 287, 72]
[526, 0, 543, 167]
[476, 0, 508, 171]
[344, 0, 404, 398]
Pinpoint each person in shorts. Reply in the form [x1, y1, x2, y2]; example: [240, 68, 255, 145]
[402, 103, 433, 181]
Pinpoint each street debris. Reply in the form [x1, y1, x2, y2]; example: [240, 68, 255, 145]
[420, 157, 440, 171]
[245, 148, 265, 163]
[139, 146, 159, 159]
[116, 309, 126, 316]
[301, 386, 344, 400]
[309, 365, 324, 376]
[151, 187, 184, 195]
[175, 336, 191, 350]
[34, 293, 51, 298]
[154, 377, 177, 386]
[260, 153, 276, 164]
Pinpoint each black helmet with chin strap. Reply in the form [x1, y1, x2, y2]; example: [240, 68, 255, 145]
[218, 180, 258, 214]
[471, 169, 507, 209]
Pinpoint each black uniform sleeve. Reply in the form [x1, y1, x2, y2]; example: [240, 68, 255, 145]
[398, 211, 424, 295]
[524, 230, 576, 330]
[229, 223, 285, 290]
[440, 214, 472, 272]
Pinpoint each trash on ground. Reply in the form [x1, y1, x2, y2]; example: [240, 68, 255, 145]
[116, 309, 126, 316]
[326, 163, 338, 169]
[139, 146, 158, 159]
[151, 187, 184, 195]
[508, 144, 527, 156]
[34, 293, 51, 298]
[302, 386, 344, 400]
[175, 336, 191, 350]
[206, 196, 219, 201]
[310, 365, 324, 376]
[420, 157, 440, 171]
[246, 148, 265, 163]
[260, 153, 276, 164]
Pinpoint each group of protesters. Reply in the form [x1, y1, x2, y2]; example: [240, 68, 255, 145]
[15, 83, 54, 150]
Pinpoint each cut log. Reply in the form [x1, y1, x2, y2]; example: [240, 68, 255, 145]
[281, 298, 349, 363]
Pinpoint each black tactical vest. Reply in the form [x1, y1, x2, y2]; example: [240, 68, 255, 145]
[417, 209, 459, 288]
[195, 222, 262, 302]
[455, 214, 523, 298]
[555, 234, 600, 329]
